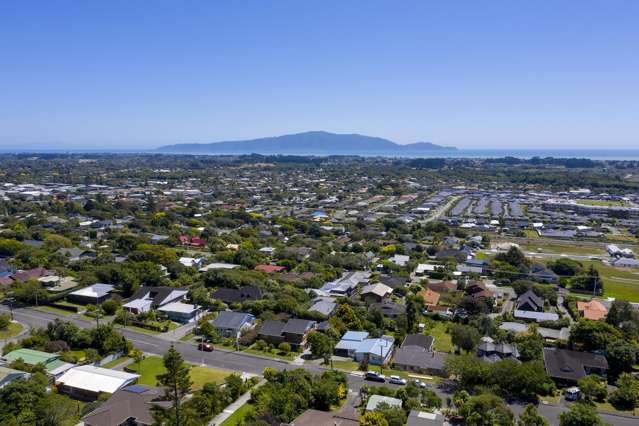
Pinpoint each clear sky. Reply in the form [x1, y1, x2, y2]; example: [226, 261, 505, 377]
[1, 1, 638, 150]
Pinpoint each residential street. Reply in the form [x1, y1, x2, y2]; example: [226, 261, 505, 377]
[2, 305, 637, 425]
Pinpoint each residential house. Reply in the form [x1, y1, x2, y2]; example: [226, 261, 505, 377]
[612, 257, 639, 268]
[308, 297, 337, 316]
[178, 257, 206, 268]
[157, 301, 199, 323]
[2, 348, 74, 378]
[56, 365, 140, 401]
[407, 410, 451, 426]
[360, 283, 393, 304]
[390, 254, 410, 266]
[212, 286, 263, 304]
[254, 264, 286, 274]
[516, 290, 544, 312]
[427, 281, 458, 293]
[123, 286, 188, 315]
[354, 335, 394, 365]
[0, 366, 30, 389]
[577, 300, 608, 321]
[82, 385, 169, 426]
[334, 331, 370, 358]
[392, 334, 447, 375]
[369, 301, 406, 319]
[257, 318, 316, 350]
[477, 337, 520, 363]
[543, 348, 608, 385]
[417, 289, 440, 307]
[514, 310, 559, 322]
[465, 281, 494, 299]
[366, 395, 402, 411]
[68, 283, 115, 305]
[211, 311, 256, 338]
[56, 247, 96, 262]
[319, 271, 370, 296]
[531, 264, 559, 284]
[11, 267, 55, 283]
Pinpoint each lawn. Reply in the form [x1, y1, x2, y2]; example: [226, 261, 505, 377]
[425, 321, 454, 353]
[35, 305, 75, 316]
[576, 199, 628, 207]
[571, 260, 639, 302]
[519, 242, 606, 257]
[220, 402, 255, 426]
[331, 360, 359, 371]
[0, 322, 23, 339]
[127, 356, 233, 389]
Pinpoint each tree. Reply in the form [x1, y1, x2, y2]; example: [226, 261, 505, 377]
[605, 339, 638, 378]
[451, 324, 480, 353]
[559, 402, 604, 426]
[570, 265, 603, 295]
[307, 331, 335, 366]
[35, 393, 77, 426]
[360, 411, 389, 426]
[518, 403, 548, 426]
[278, 342, 291, 354]
[608, 373, 639, 410]
[153, 345, 193, 426]
[458, 393, 514, 426]
[577, 375, 607, 402]
[569, 319, 622, 351]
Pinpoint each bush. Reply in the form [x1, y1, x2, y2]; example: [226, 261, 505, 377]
[101, 299, 119, 316]
[278, 342, 291, 353]
[0, 314, 10, 330]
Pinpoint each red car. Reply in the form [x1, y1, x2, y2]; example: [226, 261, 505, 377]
[198, 342, 214, 352]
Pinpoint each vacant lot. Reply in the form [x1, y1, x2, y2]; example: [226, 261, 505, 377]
[126, 355, 233, 389]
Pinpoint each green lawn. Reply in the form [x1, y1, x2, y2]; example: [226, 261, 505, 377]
[127, 356, 233, 389]
[571, 260, 639, 302]
[0, 322, 23, 339]
[519, 242, 606, 257]
[220, 402, 255, 426]
[577, 199, 628, 207]
[331, 360, 360, 371]
[35, 305, 75, 316]
[426, 321, 454, 353]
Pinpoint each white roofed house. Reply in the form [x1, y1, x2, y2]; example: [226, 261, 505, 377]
[157, 301, 200, 323]
[123, 286, 189, 315]
[390, 254, 410, 267]
[178, 257, 206, 268]
[360, 283, 393, 304]
[68, 283, 114, 305]
[56, 365, 139, 401]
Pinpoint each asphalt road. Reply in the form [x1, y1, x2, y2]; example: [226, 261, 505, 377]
[1, 305, 637, 426]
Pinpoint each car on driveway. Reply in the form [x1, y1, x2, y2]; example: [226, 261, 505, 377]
[365, 371, 386, 382]
[198, 342, 214, 352]
[412, 379, 427, 388]
[388, 375, 407, 385]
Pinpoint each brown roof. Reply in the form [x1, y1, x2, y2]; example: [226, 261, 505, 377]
[428, 281, 458, 293]
[417, 289, 440, 306]
[577, 300, 608, 321]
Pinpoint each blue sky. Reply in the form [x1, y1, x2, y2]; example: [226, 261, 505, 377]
[1, 1, 638, 150]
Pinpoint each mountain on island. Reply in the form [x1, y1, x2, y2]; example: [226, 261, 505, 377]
[156, 131, 456, 155]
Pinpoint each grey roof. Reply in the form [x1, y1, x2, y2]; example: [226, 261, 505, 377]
[408, 410, 450, 426]
[82, 385, 169, 426]
[393, 347, 447, 371]
[402, 334, 434, 351]
[309, 299, 336, 316]
[514, 310, 559, 322]
[282, 318, 316, 335]
[211, 311, 254, 330]
[517, 289, 544, 311]
[259, 320, 286, 338]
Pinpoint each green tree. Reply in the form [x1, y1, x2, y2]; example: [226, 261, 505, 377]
[307, 332, 335, 366]
[153, 345, 193, 426]
[518, 403, 548, 426]
[559, 402, 604, 426]
[360, 411, 389, 426]
[577, 375, 607, 402]
[608, 373, 639, 410]
[569, 319, 622, 351]
[451, 324, 480, 353]
[605, 340, 638, 378]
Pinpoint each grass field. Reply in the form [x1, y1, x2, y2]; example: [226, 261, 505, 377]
[519, 242, 606, 257]
[0, 322, 23, 339]
[220, 402, 255, 426]
[127, 355, 233, 389]
[577, 199, 628, 207]
[425, 321, 454, 353]
[245, 345, 297, 361]
[574, 260, 639, 302]
[35, 305, 75, 316]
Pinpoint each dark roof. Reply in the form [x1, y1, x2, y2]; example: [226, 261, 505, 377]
[212, 286, 262, 304]
[378, 275, 409, 289]
[282, 319, 316, 335]
[82, 385, 169, 426]
[258, 320, 286, 338]
[543, 348, 609, 382]
[402, 334, 434, 351]
[517, 290, 544, 311]
[369, 301, 406, 317]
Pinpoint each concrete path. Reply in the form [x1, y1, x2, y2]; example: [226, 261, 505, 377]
[209, 379, 265, 425]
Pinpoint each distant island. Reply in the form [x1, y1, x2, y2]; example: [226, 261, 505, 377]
[156, 131, 457, 155]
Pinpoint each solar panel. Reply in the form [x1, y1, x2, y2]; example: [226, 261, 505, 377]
[124, 384, 148, 394]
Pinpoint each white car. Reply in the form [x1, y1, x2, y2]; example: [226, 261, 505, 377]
[388, 375, 407, 385]
[412, 379, 427, 388]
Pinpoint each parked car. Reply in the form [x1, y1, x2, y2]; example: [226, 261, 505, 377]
[198, 342, 214, 352]
[389, 375, 407, 385]
[365, 371, 386, 382]
[564, 386, 581, 401]
[412, 379, 427, 388]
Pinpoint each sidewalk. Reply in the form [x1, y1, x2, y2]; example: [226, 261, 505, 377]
[209, 379, 265, 425]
